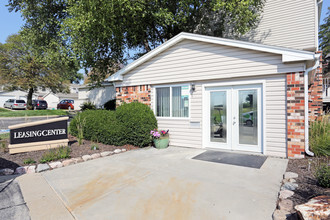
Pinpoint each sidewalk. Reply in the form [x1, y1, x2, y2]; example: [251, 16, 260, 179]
[17, 173, 74, 220]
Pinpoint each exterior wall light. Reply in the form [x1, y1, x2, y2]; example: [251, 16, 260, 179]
[191, 83, 195, 93]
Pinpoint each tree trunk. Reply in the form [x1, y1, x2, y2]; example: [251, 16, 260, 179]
[27, 87, 34, 109]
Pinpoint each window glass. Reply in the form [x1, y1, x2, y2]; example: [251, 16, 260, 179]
[16, 100, 25, 103]
[156, 88, 170, 117]
[172, 86, 189, 117]
[156, 85, 190, 118]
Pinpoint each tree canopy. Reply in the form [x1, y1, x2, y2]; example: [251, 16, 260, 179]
[0, 33, 81, 107]
[319, 7, 329, 74]
[8, 0, 265, 86]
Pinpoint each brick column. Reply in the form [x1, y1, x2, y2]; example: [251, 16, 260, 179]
[308, 52, 323, 121]
[116, 85, 151, 107]
[286, 52, 323, 158]
[287, 72, 305, 158]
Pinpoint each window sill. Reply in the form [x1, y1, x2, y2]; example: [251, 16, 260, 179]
[156, 117, 190, 120]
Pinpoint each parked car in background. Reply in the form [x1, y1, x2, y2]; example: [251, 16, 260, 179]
[32, 100, 48, 110]
[3, 99, 26, 110]
[57, 99, 74, 110]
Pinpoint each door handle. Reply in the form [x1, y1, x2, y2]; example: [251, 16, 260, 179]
[233, 117, 236, 125]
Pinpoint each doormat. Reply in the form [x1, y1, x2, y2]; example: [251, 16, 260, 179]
[192, 150, 267, 169]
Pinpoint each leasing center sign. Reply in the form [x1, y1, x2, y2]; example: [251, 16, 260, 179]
[9, 117, 69, 154]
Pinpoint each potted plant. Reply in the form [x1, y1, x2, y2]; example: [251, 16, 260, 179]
[150, 129, 169, 149]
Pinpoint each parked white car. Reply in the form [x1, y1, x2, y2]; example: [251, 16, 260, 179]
[3, 99, 27, 110]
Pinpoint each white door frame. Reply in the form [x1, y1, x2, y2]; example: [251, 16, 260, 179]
[204, 86, 233, 150]
[202, 79, 266, 154]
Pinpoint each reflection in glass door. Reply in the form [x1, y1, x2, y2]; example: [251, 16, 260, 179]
[204, 84, 262, 153]
[238, 90, 258, 145]
[210, 91, 227, 143]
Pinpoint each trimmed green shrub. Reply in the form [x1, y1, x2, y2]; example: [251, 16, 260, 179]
[80, 101, 96, 111]
[69, 110, 122, 145]
[69, 102, 157, 147]
[116, 102, 157, 147]
[309, 115, 330, 156]
[103, 99, 116, 110]
[315, 163, 330, 188]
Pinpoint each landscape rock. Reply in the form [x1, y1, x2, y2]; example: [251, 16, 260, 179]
[273, 209, 291, 220]
[91, 153, 101, 159]
[82, 155, 92, 161]
[72, 157, 84, 163]
[121, 149, 127, 152]
[295, 195, 330, 220]
[0, 168, 14, 175]
[281, 182, 298, 191]
[14, 167, 26, 175]
[114, 149, 121, 154]
[62, 159, 75, 167]
[284, 172, 298, 179]
[101, 151, 113, 157]
[289, 178, 296, 183]
[49, 161, 63, 169]
[279, 190, 295, 200]
[36, 164, 50, 173]
[278, 199, 294, 212]
[27, 166, 36, 174]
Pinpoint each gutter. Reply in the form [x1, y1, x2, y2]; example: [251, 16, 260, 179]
[304, 53, 321, 157]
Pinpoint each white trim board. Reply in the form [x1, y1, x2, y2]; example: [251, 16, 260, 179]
[107, 32, 316, 82]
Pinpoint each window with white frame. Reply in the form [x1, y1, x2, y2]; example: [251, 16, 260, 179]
[156, 85, 189, 118]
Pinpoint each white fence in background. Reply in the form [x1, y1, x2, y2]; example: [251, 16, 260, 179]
[323, 78, 330, 103]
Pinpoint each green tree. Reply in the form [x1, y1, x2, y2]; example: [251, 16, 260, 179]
[8, 0, 264, 86]
[319, 7, 330, 74]
[0, 33, 80, 108]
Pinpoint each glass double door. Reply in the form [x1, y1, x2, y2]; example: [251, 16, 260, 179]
[205, 84, 262, 153]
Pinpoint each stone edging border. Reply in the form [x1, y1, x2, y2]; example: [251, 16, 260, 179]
[272, 172, 299, 220]
[0, 148, 127, 175]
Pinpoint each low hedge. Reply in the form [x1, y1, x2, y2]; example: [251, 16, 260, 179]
[116, 102, 157, 147]
[69, 102, 157, 147]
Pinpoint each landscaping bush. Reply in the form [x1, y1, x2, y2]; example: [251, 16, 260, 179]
[315, 163, 330, 188]
[23, 158, 36, 164]
[39, 146, 71, 163]
[116, 102, 157, 147]
[103, 99, 116, 110]
[309, 115, 330, 156]
[80, 101, 96, 111]
[69, 102, 157, 147]
[69, 110, 123, 145]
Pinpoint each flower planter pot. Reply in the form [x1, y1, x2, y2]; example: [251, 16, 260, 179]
[153, 138, 169, 149]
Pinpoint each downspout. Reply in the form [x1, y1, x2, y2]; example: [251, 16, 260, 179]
[304, 53, 321, 157]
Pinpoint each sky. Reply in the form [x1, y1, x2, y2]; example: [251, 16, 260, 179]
[0, 1, 329, 44]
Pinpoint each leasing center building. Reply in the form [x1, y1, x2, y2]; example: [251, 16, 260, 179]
[107, 0, 324, 158]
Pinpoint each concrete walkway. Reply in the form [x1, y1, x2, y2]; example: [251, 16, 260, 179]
[18, 147, 288, 220]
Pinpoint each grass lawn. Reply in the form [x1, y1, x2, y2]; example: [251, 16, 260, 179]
[0, 108, 69, 117]
[0, 133, 9, 140]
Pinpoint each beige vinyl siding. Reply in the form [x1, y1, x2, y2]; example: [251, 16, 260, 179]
[154, 74, 287, 157]
[117, 40, 304, 87]
[241, 0, 316, 51]
[154, 83, 203, 149]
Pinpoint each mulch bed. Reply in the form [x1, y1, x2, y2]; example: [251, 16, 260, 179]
[286, 156, 330, 206]
[0, 134, 139, 170]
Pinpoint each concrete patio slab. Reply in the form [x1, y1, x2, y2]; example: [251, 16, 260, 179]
[38, 147, 287, 220]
